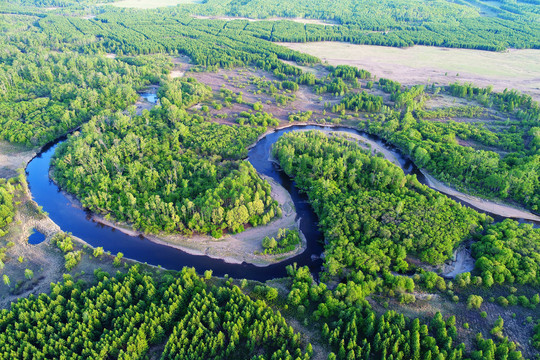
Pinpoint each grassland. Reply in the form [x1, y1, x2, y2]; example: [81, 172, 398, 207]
[283, 42, 540, 102]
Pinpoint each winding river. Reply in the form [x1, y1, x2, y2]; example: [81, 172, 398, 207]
[25, 125, 539, 281]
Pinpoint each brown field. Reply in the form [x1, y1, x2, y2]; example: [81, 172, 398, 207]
[282, 42, 540, 102]
[188, 67, 350, 125]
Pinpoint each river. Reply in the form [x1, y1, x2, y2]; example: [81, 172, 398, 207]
[25, 125, 539, 281]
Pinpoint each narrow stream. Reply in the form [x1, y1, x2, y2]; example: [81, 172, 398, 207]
[25, 125, 539, 281]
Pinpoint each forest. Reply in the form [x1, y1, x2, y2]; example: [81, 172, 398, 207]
[0, 266, 311, 359]
[353, 81, 540, 212]
[0, 0, 539, 359]
[272, 131, 487, 273]
[52, 78, 280, 236]
[0, 181, 15, 238]
[189, 0, 540, 50]
[22, 7, 539, 211]
[472, 219, 540, 286]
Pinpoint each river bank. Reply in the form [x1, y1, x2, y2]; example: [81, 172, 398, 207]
[254, 122, 540, 223]
[421, 171, 540, 223]
[90, 175, 304, 267]
[18, 122, 539, 279]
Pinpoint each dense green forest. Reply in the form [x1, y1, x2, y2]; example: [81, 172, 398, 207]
[190, 0, 540, 50]
[2, 8, 539, 216]
[272, 131, 487, 272]
[472, 219, 540, 286]
[0, 14, 170, 147]
[0, 0, 540, 358]
[0, 262, 527, 359]
[0, 266, 311, 359]
[19, 2, 537, 210]
[53, 78, 279, 236]
[362, 110, 540, 212]
[284, 265, 525, 360]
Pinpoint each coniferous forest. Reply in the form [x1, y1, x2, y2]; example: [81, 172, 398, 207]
[0, 0, 539, 359]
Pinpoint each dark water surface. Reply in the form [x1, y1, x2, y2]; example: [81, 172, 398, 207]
[25, 125, 538, 281]
[28, 230, 46, 245]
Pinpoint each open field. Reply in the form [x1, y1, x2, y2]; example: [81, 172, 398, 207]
[103, 0, 202, 9]
[282, 42, 540, 102]
[188, 67, 345, 124]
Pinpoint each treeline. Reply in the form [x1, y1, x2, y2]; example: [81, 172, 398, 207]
[190, 0, 540, 50]
[0, 180, 16, 238]
[272, 131, 486, 274]
[0, 266, 311, 359]
[448, 82, 540, 122]
[53, 78, 280, 237]
[363, 106, 540, 212]
[38, 11, 317, 79]
[0, 15, 170, 147]
[285, 264, 523, 360]
[534, 320, 540, 351]
[472, 219, 540, 286]
[236, 111, 280, 127]
[337, 92, 383, 113]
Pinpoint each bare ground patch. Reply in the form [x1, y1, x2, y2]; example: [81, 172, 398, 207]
[169, 55, 192, 79]
[0, 141, 37, 179]
[189, 67, 344, 124]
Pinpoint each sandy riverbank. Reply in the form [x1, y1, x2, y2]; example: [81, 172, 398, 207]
[250, 123, 540, 222]
[421, 170, 540, 222]
[91, 174, 304, 267]
[13, 121, 540, 273]
[441, 247, 475, 278]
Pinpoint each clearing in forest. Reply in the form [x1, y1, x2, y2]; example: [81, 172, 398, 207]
[282, 42, 540, 102]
